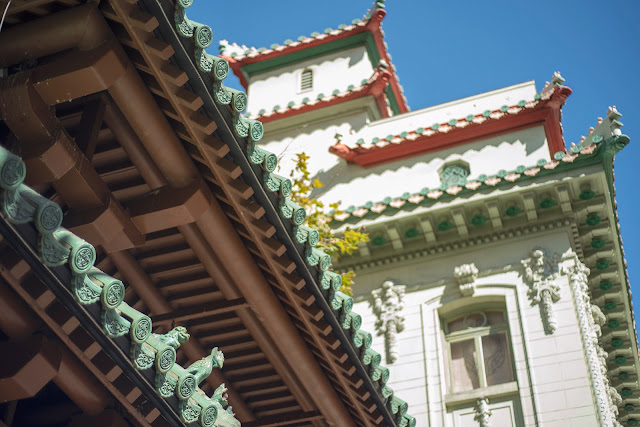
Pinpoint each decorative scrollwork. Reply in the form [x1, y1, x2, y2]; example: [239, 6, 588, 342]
[178, 375, 196, 400]
[3, 188, 36, 224]
[370, 281, 406, 364]
[39, 233, 70, 267]
[72, 274, 101, 305]
[194, 24, 213, 49]
[0, 152, 26, 190]
[102, 279, 125, 309]
[132, 344, 155, 370]
[200, 405, 218, 427]
[521, 248, 561, 334]
[132, 316, 152, 343]
[102, 308, 131, 338]
[231, 90, 247, 113]
[35, 204, 63, 234]
[158, 347, 177, 373]
[180, 399, 201, 424]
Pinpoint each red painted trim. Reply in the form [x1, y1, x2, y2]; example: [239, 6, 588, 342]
[330, 87, 572, 168]
[223, 8, 409, 113]
[254, 68, 392, 124]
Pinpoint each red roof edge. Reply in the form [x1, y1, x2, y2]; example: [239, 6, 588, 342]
[254, 66, 393, 124]
[330, 86, 573, 168]
[222, 8, 409, 115]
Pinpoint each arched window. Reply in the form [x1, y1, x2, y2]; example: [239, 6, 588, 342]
[300, 68, 313, 92]
[444, 310, 514, 393]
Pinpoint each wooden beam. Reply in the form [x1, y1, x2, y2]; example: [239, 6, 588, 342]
[0, 335, 60, 401]
[150, 298, 248, 326]
[242, 410, 323, 427]
[75, 98, 106, 161]
[126, 180, 212, 234]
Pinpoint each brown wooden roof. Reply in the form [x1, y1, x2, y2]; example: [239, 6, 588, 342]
[0, 1, 409, 426]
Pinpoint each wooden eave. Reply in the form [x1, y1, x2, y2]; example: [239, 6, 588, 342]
[0, 1, 406, 426]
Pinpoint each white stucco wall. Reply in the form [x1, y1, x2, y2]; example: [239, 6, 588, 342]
[316, 125, 551, 209]
[352, 230, 598, 427]
[246, 45, 375, 115]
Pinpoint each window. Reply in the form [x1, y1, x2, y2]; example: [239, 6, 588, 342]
[300, 68, 313, 92]
[445, 310, 514, 394]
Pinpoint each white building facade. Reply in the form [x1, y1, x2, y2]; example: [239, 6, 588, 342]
[222, 3, 638, 426]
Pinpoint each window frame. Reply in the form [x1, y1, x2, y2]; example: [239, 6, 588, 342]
[444, 310, 515, 394]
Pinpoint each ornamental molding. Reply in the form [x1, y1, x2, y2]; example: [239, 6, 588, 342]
[338, 217, 573, 274]
[521, 248, 562, 334]
[370, 281, 406, 364]
[454, 263, 479, 296]
[474, 398, 492, 427]
[563, 253, 619, 427]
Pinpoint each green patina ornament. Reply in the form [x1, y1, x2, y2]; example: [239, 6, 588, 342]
[625, 405, 636, 412]
[518, 100, 527, 107]
[416, 127, 425, 135]
[505, 206, 521, 217]
[347, 84, 355, 91]
[483, 110, 491, 117]
[404, 228, 419, 239]
[437, 220, 453, 232]
[431, 123, 440, 131]
[470, 214, 486, 227]
[579, 189, 596, 200]
[500, 105, 509, 113]
[608, 320, 621, 329]
[615, 356, 628, 365]
[372, 137, 380, 144]
[539, 198, 555, 209]
[596, 260, 610, 270]
[372, 236, 387, 246]
[627, 421, 638, 427]
[287, 101, 295, 108]
[466, 114, 475, 122]
[440, 164, 469, 187]
[386, 134, 394, 141]
[619, 372, 630, 381]
[448, 119, 457, 126]
[603, 301, 617, 311]
[332, 89, 340, 96]
[599, 281, 614, 291]
[316, 93, 325, 100]
[622, 388, 634, 397]
[302, 97, 310, 104]
[586, 215, 601, 226]
[611, 339, 625, 348]
[591, 239, 606, 249]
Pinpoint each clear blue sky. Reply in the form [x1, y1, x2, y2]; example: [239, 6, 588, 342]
[189, 1, 639, 317]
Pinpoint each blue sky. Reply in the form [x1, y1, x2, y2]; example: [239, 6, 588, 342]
[189, 1, 639, 317]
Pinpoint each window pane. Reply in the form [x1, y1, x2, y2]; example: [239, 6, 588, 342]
[447, 317, 466, 333]
[450, 339, 479, 392]
[486, 311, 505, 325]
[482, 333, 514, 386]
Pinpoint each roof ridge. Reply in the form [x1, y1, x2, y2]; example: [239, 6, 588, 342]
[332, 72, 569, 154]
[218, 0, 386, 60]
